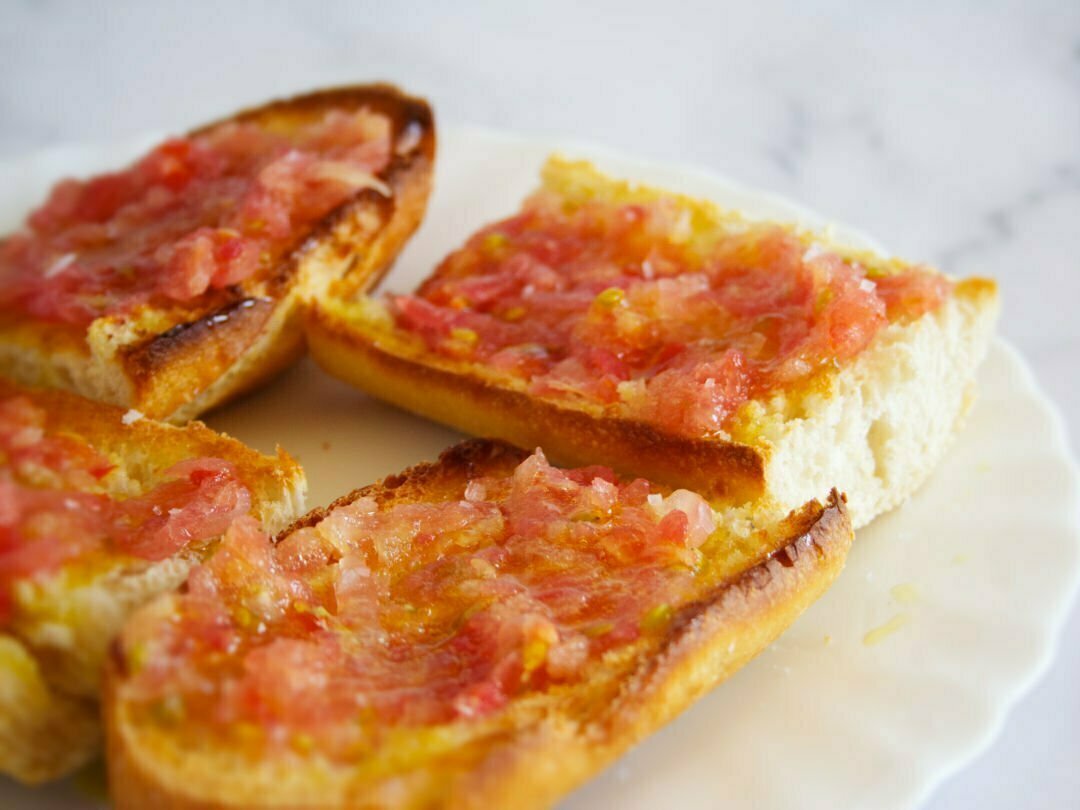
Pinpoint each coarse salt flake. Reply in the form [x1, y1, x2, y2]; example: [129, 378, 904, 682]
[121, 409, 144, 425]
[44, 253, 77, 278]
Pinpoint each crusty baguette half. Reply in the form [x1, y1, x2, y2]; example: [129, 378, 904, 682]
[0, 379, 306, 784]
[307, 157, 999, 527]
[105, 439, 851, 809]
[0, 84, 435, 424]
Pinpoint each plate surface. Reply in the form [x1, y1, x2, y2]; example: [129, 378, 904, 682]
[1, 128, 1077, 810]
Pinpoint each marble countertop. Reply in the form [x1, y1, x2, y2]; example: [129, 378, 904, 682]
[1, 1, 1077, 806]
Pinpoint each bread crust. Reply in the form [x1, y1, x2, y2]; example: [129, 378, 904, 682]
[0, 84, 436, 424]
[0, 380, 307, 784]
[104, 439, 851, 809]
[308, 314, 766, 502]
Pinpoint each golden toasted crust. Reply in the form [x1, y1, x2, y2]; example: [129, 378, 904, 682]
[104, 438, 851, 809]
[0, 84, 436, 424]
[0, 380, 307, 784]
[307, 308, 766, 503]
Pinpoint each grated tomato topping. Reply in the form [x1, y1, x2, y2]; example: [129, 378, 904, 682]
[386, 191, 950, 437]
[0, 396, 252, 624]
[121, 450, 719, 760]
[0, 109, 392, 325]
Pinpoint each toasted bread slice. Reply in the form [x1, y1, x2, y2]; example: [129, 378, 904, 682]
[0, 380, 306, 783]
[105, 439, 851, 809]
[0, 635, 99, 785]
[0, 84, 435, 424]
[308, 157, 999, 527]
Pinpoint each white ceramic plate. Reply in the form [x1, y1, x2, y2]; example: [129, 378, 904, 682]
[1, 128, 1077, 810]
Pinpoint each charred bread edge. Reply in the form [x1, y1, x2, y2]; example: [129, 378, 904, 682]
[306, 315, 767, 504]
